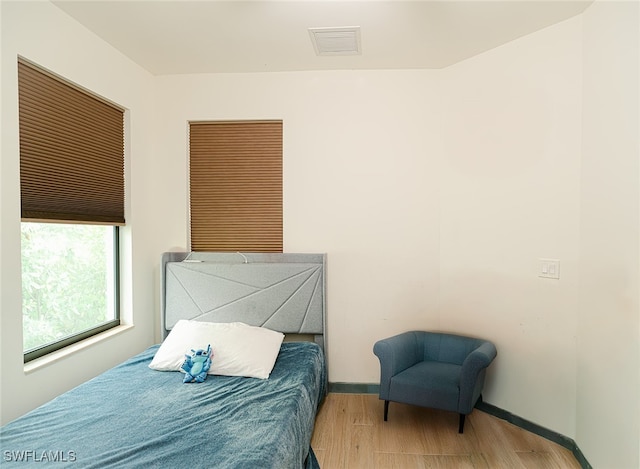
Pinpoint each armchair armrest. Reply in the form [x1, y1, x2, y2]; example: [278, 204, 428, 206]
[459, 341, 497, 413]
[373, 331, 423, 399]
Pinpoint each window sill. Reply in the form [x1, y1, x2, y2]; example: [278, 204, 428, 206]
[24, 324, 134, 374]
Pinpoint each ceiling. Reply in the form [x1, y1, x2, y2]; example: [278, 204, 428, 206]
[52, 1, 593, 76]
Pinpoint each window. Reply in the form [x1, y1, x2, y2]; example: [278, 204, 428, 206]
[18, 58, 124, 362]
[21, 224, 119, 360]
[189, 121, 283, 252]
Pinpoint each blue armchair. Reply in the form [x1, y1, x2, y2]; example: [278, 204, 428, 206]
[373, 331, 497, 433]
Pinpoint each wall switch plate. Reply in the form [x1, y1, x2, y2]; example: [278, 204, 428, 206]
[539, 258, 560, 279]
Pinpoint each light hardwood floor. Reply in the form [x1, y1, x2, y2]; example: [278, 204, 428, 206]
[311, 393, 581, 469]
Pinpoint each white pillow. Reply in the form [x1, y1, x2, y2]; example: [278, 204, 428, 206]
[149, 320, 284, 379]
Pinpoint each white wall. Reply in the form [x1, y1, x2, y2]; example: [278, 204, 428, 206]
[439, 5, 640, 465]
[0, 1, 160, 424]
[440, 16, 583, 438]
[153, 70, 444, 382]
[578, 1, 640, 467]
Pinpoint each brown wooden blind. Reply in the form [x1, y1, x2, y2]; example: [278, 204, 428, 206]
[189, 121, 283, 252]
[18, 58, 125, 224]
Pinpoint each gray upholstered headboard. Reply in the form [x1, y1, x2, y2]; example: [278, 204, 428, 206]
[160, 252, 326, 354]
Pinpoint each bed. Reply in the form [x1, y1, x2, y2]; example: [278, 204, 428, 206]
[1, 252, 327, 468]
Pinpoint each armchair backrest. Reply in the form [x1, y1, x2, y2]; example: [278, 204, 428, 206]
[419, 332, 488, 365]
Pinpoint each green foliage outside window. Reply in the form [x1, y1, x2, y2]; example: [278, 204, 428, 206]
[21, 223, 114, 352]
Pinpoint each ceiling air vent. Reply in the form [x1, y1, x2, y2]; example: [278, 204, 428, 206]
[308, 27, 361, 56]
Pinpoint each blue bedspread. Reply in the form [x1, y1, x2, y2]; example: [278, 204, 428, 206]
[1, 342, 326, 468]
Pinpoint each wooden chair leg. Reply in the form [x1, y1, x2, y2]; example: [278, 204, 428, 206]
[384, 400, 389, 421]
[458, 414, 465, 433]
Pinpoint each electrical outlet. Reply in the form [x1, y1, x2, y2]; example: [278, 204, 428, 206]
[539, 259, 560, 279]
